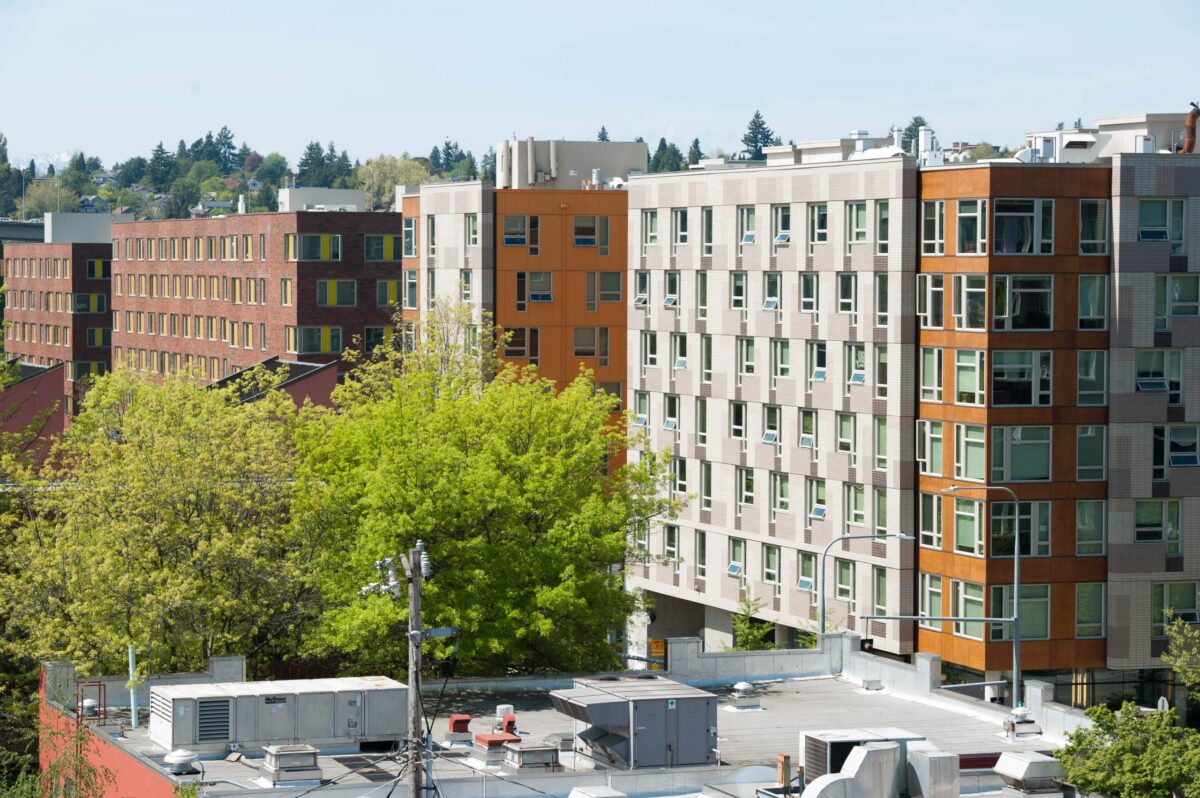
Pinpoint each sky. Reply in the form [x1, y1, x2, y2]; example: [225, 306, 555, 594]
[2, 0, 1198, 169]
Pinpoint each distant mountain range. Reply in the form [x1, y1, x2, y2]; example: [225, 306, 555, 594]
[10, 152, 74, 175]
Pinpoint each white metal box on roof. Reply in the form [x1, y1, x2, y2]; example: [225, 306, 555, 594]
[148, 676, 407, 754]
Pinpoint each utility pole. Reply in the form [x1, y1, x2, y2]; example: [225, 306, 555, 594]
[405, 546, 424, 798]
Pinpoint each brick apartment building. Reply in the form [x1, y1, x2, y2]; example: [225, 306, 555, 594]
[111, 201, 408, 382]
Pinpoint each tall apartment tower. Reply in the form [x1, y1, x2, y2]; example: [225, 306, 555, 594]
[625, 135, 919, 655]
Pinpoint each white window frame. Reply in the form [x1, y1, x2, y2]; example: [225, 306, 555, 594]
[956, 199, 987, 255]
[954, 349, 986, 406]
[1075, 500, 1107, 556]
[920, 347, 943, 402]
[951, 580, 985, 639]
[993, 198, 1054, 255]
[1077, 425, 1107, 481]
[991, 426, 1052, 483]
[993, 275, 1053, 331]
[922, 200, 944, 255]
[917, 420, 943, 477]
[1079, 199, 1110, 255]
[1077, 350, 1108, 406]
[1078, 274, 1109, 331]
[954, 423, 986, 482]
[919, 492, 943, 549]
[989, 501, 1052, 558]
[992, 350, 1053, 407]
[1138, 198, 1185, 255]
[917, 274, 944, 329]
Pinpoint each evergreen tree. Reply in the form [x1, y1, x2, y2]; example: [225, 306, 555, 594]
[0, 132, 8, 167]
[597, 126, 610, 142]
[115, 157, 147, 188]
[68, 152, 86, 173]
[45, 164, 55, 178]
[145, 142, 178, 192]
[464, 151, 477, 180]
[429, 146, 443, 174]
[26, 160, 35, 179]
[215, 126, 236, 174]
[687, 138, 702, 165]
[258, 184, 278, 212]
[84, 156, 101, 173]
[901, 116, 927, 153]
[441, 139, 462, 171]
[176, 140, 188, 159]
[649, 138, 669, 172]
[480, 147, 496, 182]
[741, 110, 775, 160]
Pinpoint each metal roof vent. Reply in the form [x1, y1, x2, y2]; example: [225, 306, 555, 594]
[260, 744, 322, 785]
[163, 749, 199, 775]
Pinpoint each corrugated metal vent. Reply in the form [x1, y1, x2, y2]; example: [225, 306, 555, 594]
[150, 692, 172, 725]
[804, 735, 828, 783]
[197, 699, 231, 743]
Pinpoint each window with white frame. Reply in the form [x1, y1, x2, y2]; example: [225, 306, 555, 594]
[920, 347, 943, 402]
[770, 472, 790, 516]
[836, 412, 856, 460]
[728, 537, 746, 576]
[1155, 275, 1200, 331]
[844, 483, 866, 529]
[846, 202, 867, 245]
[1154, 425, 1200, 479]
[808, 203, 828, 253]
[1077, 425, 1107, 481]
[954, 423, 986, 481]
[1079, 199, 1110, 255]
[992, 426, 1052, 482]
[874, 488, 888, 537]
[763, 544, 781, 591]
[919, 493, 942, 548]
[919, 573, 943, 630]
[951, 580, 985, 639]
[800, 273, 818, 313]
[954, 498, 984, 556]
[952, 274, 987, 330]
[770, 339, 791, 385]
[957, 199, 987, 254]
[872, 566, 888, 616]
[917, 274, 944, 328]
[700, 462, 712, 510]
[991, 584, 1050, 641]
[922, 200, 944, 254]
[876, 201, 890, 255]
[695, 397, 708, 446]
[634, 270, 650, 307]
[990, 501, 1051, 557]
[663, 270, 680, 308]
[845, 343, 866, 390]
[737, 337, 755, 379]
[1076, 500, 1106, 556]
[807, 341, 827, 384]
[664, 525, 680, 570]
[772, 204, 791, 247]
[875, 345, 889, 399]
[641, 209, 659, 252]
[837, 273, 857, 318]
[671, 208, 688, 252]
[1136, 499, 1181, 555]
[730, 401, 747, 442]
[730, 271, 748, 310]
[737, 205, 756, 250]
[1077, 351, 1108, 406]
[800, 409, 818, 450]
[701, 207, 713, 255]
[1152, 581, 1198, 637]
[874, 416, 888, 471]
[632, 522, 648, 553]
[663, 394, 680, 432]
[806, 477, 826, 522]
[1078, 275, 1108, 330]
[696, 271, 708, 319]
[763, 405, 781, 446]
[955, 350, 986, 405]
[634, 391, 649, 427]
[1077, 583, 1105, 639]
[670, 457, 687, 495]
[671, 333, 688, 371]
[639, 331, 658, 373]
[798, 552, 816, 593]
[874, 273, 889, 326]
[1136, 349, 1183, 404]
[695, 529, 708, 577]
[1138, 199, 1185, 254]
[917, 420, 943, 476]
[701, 335, 713, 383]
[835, 559, 856, 610]
[992, 351, 1052, 406]
[994, 275, 1052, 330]
[993, 198, 1054, 255]
[763, 272, 781, 311]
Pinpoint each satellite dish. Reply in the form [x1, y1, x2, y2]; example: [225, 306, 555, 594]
[1158, 696, 1170, 712]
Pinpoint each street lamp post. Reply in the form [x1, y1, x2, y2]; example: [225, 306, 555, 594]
[945, 484, 1023, 707]
[818, 532, 914, 636]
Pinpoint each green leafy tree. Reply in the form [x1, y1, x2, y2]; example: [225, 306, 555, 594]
[254, 152, 289, 187]
[186, 160, 220, 184]
[258, 184, 278, 212]
[296, 303, 682, 676]
[17, 181, 78, 218]
[0, 369, 323, 676]
[1057, 702, 1200, 798]
[727, 596, 776, 651]
[1163, 616, 1200, 699]
[0, 133, 8, 166]
[741, 111, 775, 160]
[687, 138, 702, 165]
[44, 165, 54, 178]
[901, 116, 928, 153]
[356, 155, 431, 210]
[25, 161, 34, 179]
[114, 157, 146, 188]
[597, 126, 610, 142]
[479, 147, 496, 182]
[167, 178, 200, 218]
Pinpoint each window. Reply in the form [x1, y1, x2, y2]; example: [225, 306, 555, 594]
[919, 574, 943, 630]
[1077, 351, 1108, 406]
[1076, 584, 1105, 639]
[735, 468, 755, 510]
[917, 420, 943, 476]
[663, 270, 680, 308]
[729, 401, 747, 442]
[763, 272, 781, 311]
[504, 327, 539, 362]
[763, 405, 781, 446]
[695, 530, 708, 577]
[836, 413, 856, 461]
[696, 272, 708, 319]
[527, 272, 552, 302]
[1155, 425, 1200, 478]
[1152, 582, 1198, 637]
[770, 472, 789, 516]
[874, 488, 888, 537]
[671, 333, 688, 370]
[797, 552, 816, 593]
[402, 218, 416, 257]
[459, 269, 472, 302]
[844, 483, 865, 529]
[763, 545, 781, 590]
[700, 462, 712, 510]
[920, 347, 943, 402]
[316, 279, 357, 307]
[288, 233, 341, 262]
[641, 209, 658, 252]
[837, 273, 856, 318]
[695, 398, 708, 446]
[573, 327, 610, 363]
[294, 326, 343, 354]
[1138, 199, 1185, 254]
[701, 335, 713, 382]
[639, 331, 658, 373]
[663, 395, 681, 433]
[874, 273, 888, 327]
[1078, 275, 1108, 330]
[1136, 350, 1183, 404]
[922, 200, 944, 254]
[806, 477, 826, 522]
[770, 339, 790, 385]
[701, 207, 713, 255]
[992, 426, 1052, 482]
[845, 344, 866, 390]
[919, 493, 942, 548]
[594, 272, 621, 304]
[403, 270, 418, 309]
[835, 559, 856, 611]
[426, 268, 436, 308]
[1076, 500, 1106, 556]
[993, 198, 1054, 255]
[574, 215, 600, 247]
[846, 202, 867, 245]
[1077, 425, 1107, 481]
[800, 409, 818, 450]
[634, 271, 650, 307]
[633, 391, 650, 427]
[954, 498, 984, 555]
[952, 580, 985, 639]
[993, 275, 1052, 330]
[670, 209, 687, 253]
[990, 501, 1051, 557]
[992, 351, 1052, 406]
[730, 272, 747, 310]
[728, 538, 746, 576]
[808, 203, 827, 253]
[800, 273, 818, 313]
[954, 423, 986, 481]
[1136, 500, 1181, 555]
[365, 234, 403, 261]
[1079, 199, 1110, 255]
[957, 199, 987, 254]
[952, 274, 987, 330]
[917, 274, 944, 328]
[670, 457, 686, 495]
[503, 215, 530, 247]
[876, 201, 889, 255]
[807, 341, 826, 384]
[1155, 275, 1200, 331]
[772, 204, 791, 247]
[991, 584, 1050, 641]
[737, 205, 756, 248]
[955, 350, 985, 405]
[85, 259, 110, 279]
[874, 345, 888, 399]
[663, 525, 680, 571]
[873, 567, 887, 617]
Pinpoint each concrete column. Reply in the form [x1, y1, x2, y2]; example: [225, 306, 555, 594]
[625, 610, 650, 670]
[704, 605, 733, 651]
[984, 670, 1004, 704]
[774, 623, 792, 648]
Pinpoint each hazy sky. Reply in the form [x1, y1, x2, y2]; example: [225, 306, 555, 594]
[2, 0, 1197, 168]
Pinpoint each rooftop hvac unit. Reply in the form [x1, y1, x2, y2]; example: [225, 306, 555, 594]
[801, 728, 924, 791]
[550, 676, 717, 768]
[148, 676, 406, 754]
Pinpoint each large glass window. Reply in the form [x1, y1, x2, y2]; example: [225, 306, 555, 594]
[1076, 500, 1107, 556]
[957, 199, 987, 254]
[1078, 275, 1109, 330]
[991, 584, 1050, 641]
[846, 202, 867, 244]
[992, 426, 1052, 482]
[994, 275, 1052, 330]
[1077, 425, 1107, 481]
[992, 351, 1052, 406]
[806, 477, 827, 522]
[955, 350, 985, 405]
[1076, 584, 1105, 639]
[1136, 500, 1181, 555]
[800, 273, 818, 313]
[922, 200, 944, 255]
[954, 498, 984, 555]
[917, 274, 944, 328]
[990, 501, 1051, 557]
[954, 423, 986, 481]
[953, 274, 987, 330]
[1079, 199, 1109, 255]
[1152, 582, 1197, 637]
[952, 580, 984, 639]
[919, 574, 943, 630]
[835, 559, 856, 610]
[1136, 350, 1183, 405]
[876, 201, 890, 255]
[1155, 275, 1200, 331]
[920, 347, 943, 402]
[993, 198, 1054, 255]
[1139, 199, 1185, 254]
[917, 420, 943, 476]
[919, 493, 942, 549]
[1077, 351, 1108, 406]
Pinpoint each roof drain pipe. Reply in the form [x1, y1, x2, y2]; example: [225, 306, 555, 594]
[1183, 102, 1199, 154]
